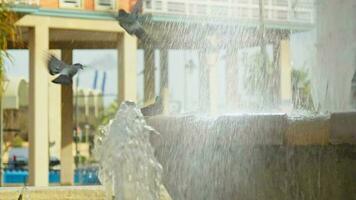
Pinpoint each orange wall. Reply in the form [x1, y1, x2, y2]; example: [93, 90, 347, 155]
[84, 0, 94, 10]
[40, 0, 59, 8]
[119, 0, 137, 12]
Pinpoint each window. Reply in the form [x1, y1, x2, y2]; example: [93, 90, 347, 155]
[167, 2, 185, 14]
[145, 0, 152, 9]
[59, 0, 82, 8]
[196, 4, 208, 15]
[232, 7, 249, 18]
[273, 10, 288, 20]
[272, 0, 288, 7]
[95, 0, 115, 10]
[154, 0, 163, 10]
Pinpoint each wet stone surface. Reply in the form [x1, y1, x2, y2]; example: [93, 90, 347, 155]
[147, 115, 356, 200]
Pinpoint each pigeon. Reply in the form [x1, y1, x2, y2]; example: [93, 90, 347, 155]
[141, 96, 164, 116]
[116, 0, 147, 39]
[47, 54, 84, 85]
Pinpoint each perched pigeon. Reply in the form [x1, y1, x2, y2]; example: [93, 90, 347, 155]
[141, 96, 163, 116]
[47, 54, 84, 85]
[116, 0, 147, 39]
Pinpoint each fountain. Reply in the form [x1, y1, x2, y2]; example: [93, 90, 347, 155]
[2, 0, 353, 199]
[94, 101, 171, 200]
[135, 1, 355, 199]
[93, 0, 355, 199]
[147, 113, 355, 200]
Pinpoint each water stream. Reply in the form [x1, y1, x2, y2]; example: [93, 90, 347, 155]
[94, 102, 163, 200]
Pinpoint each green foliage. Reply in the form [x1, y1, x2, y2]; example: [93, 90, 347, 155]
[0, 3, 20, 97]
[12, 135, 24, 148]
[291, 68, 315, 111]
[77, 155, 87, 165]
[99, 101, 119, 126]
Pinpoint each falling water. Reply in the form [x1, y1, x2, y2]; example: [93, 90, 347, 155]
[141, 0, 356, 114]
[94, 101, 164, 200]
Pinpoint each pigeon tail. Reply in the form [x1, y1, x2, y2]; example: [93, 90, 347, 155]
[52, 75, 72, 85]
[135, 28, 147, 39]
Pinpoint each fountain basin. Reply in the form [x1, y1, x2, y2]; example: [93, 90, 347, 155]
[147, 112, 356, 200]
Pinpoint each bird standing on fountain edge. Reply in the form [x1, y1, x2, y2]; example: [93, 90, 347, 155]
[47, 54, 84, 85]
[141, 96, 164, 116]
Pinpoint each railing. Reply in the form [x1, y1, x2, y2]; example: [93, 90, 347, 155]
[142, 0, 315, 24]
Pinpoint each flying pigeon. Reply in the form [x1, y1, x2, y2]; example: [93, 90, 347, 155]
[116, 0, 147, 39]
[47, 54, 84, 85]
[141, 96, 163, 116]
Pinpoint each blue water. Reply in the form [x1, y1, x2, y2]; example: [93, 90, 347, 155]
[3, 168, 100, 185]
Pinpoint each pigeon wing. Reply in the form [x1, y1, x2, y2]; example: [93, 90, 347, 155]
[48, 55, 65, 75]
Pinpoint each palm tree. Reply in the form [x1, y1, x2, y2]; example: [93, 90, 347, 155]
[244, 52, 278, 110]
[0, 2, 20, 185]
[291, 68, 315, 111]
[0, 2, 19, 95]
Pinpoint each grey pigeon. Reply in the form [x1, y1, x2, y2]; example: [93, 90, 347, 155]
[141, 96, 163, 116]
[116, 0, 147, 39]
[47, 54, 84, 85]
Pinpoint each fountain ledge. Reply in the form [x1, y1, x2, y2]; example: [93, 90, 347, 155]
[147, 112, 356, 145]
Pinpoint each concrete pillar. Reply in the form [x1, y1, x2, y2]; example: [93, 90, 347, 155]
[225, 47, 239, 111]
[28, 25, 49, 186]
[198, 50, 210, 112]
[199, 33, 220, 114]
[279, 40, 292, 110]
[159, 49, 169, 114]
[208, 58, 219, 114]
[198, 50, 219, 113]
[48, 50, 62, 162]
[118, 33, 137, 104]
[143, 47, 155, 105]
[60, 49, 74, 185]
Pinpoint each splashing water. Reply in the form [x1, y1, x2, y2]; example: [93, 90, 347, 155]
[94, 101, 163, 200]
[95, 1, 355, 200]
